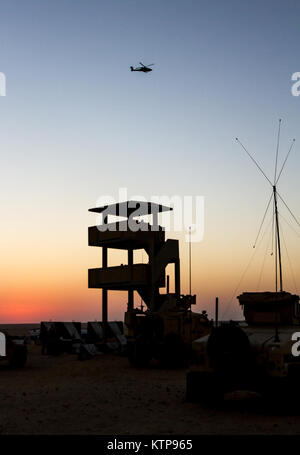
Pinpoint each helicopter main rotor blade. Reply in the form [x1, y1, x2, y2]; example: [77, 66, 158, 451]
[139, 62, 145, 67]
[147, 64, 154, 66]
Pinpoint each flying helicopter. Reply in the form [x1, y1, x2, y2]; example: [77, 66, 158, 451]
[130, 62, 154, 73]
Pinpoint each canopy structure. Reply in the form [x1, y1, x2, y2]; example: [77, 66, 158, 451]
[89, 200, 172, 225]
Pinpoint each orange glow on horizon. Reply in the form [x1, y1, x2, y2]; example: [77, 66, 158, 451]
[1, 218, 299, 323]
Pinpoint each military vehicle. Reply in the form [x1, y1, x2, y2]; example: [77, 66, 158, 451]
[88, 200, 212, 367]
[187, 121, 300, 402]
[125, 292, 211, 367]
[187, 292, 300, 402]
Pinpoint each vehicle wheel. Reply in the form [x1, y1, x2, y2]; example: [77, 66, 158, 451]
[207, 324, 254, 390]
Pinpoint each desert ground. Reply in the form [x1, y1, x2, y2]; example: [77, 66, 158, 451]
[1, 324, 300, 435]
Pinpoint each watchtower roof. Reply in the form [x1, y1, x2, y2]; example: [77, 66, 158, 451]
[89, 200, 172, 218]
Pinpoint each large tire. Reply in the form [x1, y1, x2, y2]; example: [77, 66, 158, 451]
[207, 324, 254, 391]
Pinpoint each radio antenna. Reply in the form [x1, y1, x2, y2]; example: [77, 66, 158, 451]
[236, 120, 296, 292]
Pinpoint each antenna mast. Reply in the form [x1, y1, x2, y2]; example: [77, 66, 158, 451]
[273, 185, 283, 292]
[273, 119, 283, 292]
[236, 119, 296, 294]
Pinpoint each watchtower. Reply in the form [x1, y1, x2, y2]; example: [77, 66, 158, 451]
[88, 200, 181, 325]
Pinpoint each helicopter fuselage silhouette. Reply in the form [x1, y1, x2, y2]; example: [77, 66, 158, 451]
[130, 62, 154, 73]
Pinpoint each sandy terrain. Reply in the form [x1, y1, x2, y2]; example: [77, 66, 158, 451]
[1, 324, 300, 435]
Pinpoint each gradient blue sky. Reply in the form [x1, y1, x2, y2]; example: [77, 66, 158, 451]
[1, 0, 300, 322]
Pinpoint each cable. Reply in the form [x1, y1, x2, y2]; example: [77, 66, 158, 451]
[257, 223, 273, 291]
[280, 224, 299, 295]
[279, 212, 300, 238]
[277, 191, 300, 229]
[276, 139, 296, 185]
[221, 214, 273, 319]
[274, 118, 282, 184]
[271, 198, 275, 255]
[235, 137, 273, 186]
[253, 191, 273, 248]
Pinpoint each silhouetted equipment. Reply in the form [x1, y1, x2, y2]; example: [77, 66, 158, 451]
[88, 200, 211, 367]
[187, 292, 300, 403]
[40, 321, 82, 355]
[187, 122, 300, 403]
[86, 321, 126, 353]
[87, 321, 105, 343]
[130, 62, 154, 73]
[238, 291, 300, 324]
[29, 328, 41, 343]
[215, 297, 219, 327]
[109, 321, 127, 349]
[0, 331, 27, 368]
[235, 120, 296, 293]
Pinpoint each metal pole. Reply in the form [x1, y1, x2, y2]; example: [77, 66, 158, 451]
[102, 246, 108, 339]
[128, 248, 134, 311]
[215, 297, 219, 327]
[275, 231, 278, 292]
[175, 259, 181, 297]
[189, 226, 191, 295]
[273, 185, 283, 292]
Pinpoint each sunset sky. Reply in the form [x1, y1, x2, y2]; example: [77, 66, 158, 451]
[1, 0, 300, 323]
